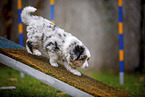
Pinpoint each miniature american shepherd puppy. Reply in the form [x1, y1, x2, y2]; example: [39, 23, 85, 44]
[21, 6, 91, 76]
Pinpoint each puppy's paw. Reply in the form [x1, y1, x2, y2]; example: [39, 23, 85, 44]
[50, 63, 58, 67]
[70, 70, 81, 76]
[26, 45, 33, 54]
[33, 50, 42, 56]
[27, 50, 33, 55]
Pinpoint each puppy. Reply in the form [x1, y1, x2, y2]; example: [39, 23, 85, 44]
[21, 6, 91, 76]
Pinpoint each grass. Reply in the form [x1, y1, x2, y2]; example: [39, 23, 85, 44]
[0, 64, 145, 97]
[0, 65, 70, 97]
[81, 70, 145, 97]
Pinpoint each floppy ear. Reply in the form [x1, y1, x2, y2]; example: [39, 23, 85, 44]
[71, 45, 85, 60]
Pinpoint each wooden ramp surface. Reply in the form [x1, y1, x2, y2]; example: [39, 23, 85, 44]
[0, 49, 131, 97]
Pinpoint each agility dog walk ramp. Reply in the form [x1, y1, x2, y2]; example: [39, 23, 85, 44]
[0, 37, 131, 97]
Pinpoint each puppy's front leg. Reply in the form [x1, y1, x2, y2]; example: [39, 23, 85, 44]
[49, 53, 58, 67]
[26, 40, 41, 56]
[64, 62, 81, 76]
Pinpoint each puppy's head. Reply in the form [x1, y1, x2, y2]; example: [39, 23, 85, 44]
[70, 45, 90, 69]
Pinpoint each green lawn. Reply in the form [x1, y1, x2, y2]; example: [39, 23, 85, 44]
[0, 65, 145, 97]
[81, 70, 145, 97]
[0, 65, 70, 97]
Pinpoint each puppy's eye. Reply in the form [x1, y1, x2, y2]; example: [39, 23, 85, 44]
[80, 57, 85, 61]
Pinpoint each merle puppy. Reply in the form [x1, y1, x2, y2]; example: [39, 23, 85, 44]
[21, 6, 91, 76]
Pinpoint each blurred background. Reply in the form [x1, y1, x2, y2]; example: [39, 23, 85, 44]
[0, 0, 144, 72]
[0, 0, 145, 96]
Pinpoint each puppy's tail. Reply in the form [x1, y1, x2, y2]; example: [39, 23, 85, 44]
[21, 6, 37, 25]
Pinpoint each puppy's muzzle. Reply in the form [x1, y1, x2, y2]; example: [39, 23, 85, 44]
[82, 60, 89, 69]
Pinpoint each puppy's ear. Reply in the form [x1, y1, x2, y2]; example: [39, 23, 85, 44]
[71, 45, 85, 60]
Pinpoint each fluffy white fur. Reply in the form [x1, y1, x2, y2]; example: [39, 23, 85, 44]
[21, 6, 91, 76]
